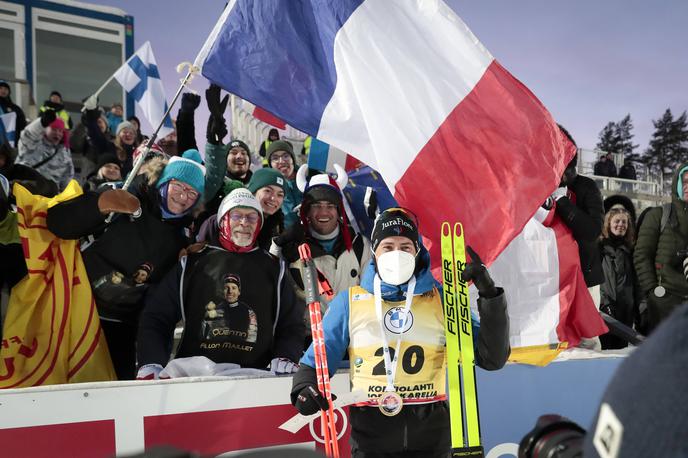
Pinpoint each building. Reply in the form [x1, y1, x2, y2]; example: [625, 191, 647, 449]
[0, 0, 133, 120]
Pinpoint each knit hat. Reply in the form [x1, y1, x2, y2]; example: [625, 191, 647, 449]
[296, 163, 352, 249]
[0, 81, 9, 93]
[116, 120, 136, 136]
[217, 188, 264, 229]
[583, 304, 688, 458]
[157, 149, 206, 194]
[371, 207, 420, 253]
[267, 140, 295, 165]
[47, 118, 70, 148]
[247, 168, 285, 194]
[49, 90, 62, 100]
[228, 139, 251, 155]
[223, 273, 241, 290]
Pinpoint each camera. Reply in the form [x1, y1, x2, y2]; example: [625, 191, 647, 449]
[518, 414, 585, 458]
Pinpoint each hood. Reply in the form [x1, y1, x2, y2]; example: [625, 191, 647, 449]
[603, 194, 637, 223]
[672, 161, 688, 204]
[360, 242, 437, 301]
[142, 156, 168, 186]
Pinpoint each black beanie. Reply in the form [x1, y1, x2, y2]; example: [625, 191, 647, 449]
[371, 208, 419, 253]
[303, 185, 342, 209]
[228, 139, 251, 156]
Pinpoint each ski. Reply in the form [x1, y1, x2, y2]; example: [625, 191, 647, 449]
[441, 222, 484, 457]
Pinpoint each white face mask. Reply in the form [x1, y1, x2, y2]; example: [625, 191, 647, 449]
[376, 250, 416, 285]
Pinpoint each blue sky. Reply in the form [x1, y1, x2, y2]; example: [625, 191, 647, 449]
[92, 0, 688, 153]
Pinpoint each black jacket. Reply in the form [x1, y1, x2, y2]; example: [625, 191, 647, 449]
[137, 245, 303, 369]
[0, 96, 27, 140]
[47, 173, 192, 322]
[555, 174, 605, 286]
[599, 238, 641, 349]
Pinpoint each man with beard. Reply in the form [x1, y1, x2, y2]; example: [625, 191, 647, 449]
[136, 188, 303, 379]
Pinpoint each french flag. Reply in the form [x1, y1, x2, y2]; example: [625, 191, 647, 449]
[307, 137, 361, 174]
[195, 0, 575, 268]
[469, 207, 608, 364]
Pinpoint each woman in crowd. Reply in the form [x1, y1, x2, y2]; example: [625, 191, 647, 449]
[599, 197, 641, 349]
[114, 120, 140, 176]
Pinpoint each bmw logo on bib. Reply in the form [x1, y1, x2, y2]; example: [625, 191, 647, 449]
[384, 307, 414, 334]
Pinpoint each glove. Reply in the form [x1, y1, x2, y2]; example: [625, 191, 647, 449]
[270, 357, 299, 375]
[178, 241, 207, 259]
[180, 92, 201, 112]
[82, 94, 98, 112]
[205, 84, 229, 118]
[270, 224, 305, 262]
[0, 174, 9, 222]
[550, 186, 568, 201]
[294, 385, 332, 416]
[461, 246, 499, 298]
[206, 115, 227, 146]
[40, 109, 57, 128]
[136, 363, 163, 380]
[364, 187, 378, 220]
[98, 189, 141, 216]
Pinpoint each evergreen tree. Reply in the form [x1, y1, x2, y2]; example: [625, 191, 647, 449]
[643, 109, 688, 184]
[616, 114, 640, 160]
[596, 114, 639, 160]
[596, 122, 620, 154]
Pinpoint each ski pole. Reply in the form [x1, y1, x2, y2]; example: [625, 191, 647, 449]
[299, 243, 340, 458]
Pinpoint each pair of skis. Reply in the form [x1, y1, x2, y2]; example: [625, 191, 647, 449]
[441, 222, 484, 457]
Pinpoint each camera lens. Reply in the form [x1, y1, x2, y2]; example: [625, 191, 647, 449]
[519, 414, 585, 458]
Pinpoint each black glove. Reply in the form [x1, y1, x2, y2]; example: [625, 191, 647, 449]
[294, 385, 332, 416]
[40, 109, 57, 128]
[461, 246, 499, 298]
[273, 223, 305, 262]
[205, 84, 229, 118]
[205, 84, 229, 145]
[180, 92, 201, 112]
[206, 115, 227, 146]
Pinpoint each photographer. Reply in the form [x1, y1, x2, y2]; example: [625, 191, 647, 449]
[634, 162, 688, 333]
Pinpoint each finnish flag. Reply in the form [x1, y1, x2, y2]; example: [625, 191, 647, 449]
[114, 41, 174, 138]
[0, 111, 16, 147]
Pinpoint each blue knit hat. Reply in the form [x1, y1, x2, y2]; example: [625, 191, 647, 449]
[157, 149, 206, 194]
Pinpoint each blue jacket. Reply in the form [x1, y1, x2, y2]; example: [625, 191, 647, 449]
[300, 245, 508, 373]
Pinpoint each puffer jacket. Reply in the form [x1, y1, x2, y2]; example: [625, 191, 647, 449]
[16, 118, 74, 190]
[634, 162, 688, 326]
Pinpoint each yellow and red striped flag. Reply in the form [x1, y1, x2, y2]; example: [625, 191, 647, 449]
[0, 181, 116, 387]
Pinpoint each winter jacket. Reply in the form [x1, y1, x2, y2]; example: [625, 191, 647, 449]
[282, 178, 302, 229]
[137, 245, 303, 369]
[291, 245, 510, 454]
[46, 162, 192, 323]
[618, 164, 637, 181]
[0, 144, 58, 197]
[287, 229, 372, 335]
[16, 118, 74, 190]
[81, 109, 117, 164]
[594, 160, 617, 177]
[0, 96, 27, 141]
[555, 174, 605, 286]
[634, 162, 688, 327]
[105, 112, 122, 136]
[599, 238, 640, 349]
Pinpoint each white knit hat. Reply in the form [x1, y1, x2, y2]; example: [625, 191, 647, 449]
[217, 188, 264, 228]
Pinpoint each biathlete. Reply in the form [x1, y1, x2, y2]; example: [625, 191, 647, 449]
[291, 207, 510, 457]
